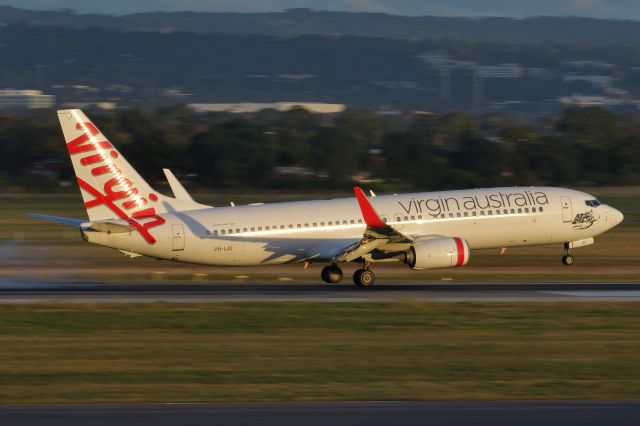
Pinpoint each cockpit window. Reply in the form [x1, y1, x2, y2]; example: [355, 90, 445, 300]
[585, 199, 601, 207]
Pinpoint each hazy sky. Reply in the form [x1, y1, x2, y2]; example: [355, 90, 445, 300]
[2, 0, 640, 20]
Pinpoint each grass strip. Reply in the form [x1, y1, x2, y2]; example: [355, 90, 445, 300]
[0, 302, 638, 403]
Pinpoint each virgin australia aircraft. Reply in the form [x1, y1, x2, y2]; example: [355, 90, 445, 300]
[32, 109, 624, 287]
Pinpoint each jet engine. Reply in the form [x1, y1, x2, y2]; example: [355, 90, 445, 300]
[405, 237, 470, 270]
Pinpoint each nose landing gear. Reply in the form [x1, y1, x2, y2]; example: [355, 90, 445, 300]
[562, 242, 575, 265]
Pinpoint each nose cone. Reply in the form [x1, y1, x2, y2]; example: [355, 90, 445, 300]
[609, 207, 624, 227]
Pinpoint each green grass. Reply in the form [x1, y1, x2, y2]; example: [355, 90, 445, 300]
[0, 302, 639, 403]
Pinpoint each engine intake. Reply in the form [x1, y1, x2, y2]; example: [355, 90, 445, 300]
[405, 237, 470, 270]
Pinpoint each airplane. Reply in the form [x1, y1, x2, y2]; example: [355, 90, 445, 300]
[32, 109, 624, 287]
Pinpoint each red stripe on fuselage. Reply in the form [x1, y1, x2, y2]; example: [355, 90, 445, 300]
[454, 237, 465, 266]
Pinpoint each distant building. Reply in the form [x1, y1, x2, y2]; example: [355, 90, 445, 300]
[0, 89, 55, 109]
[475, 63, 523, 78]
[563, 75, 614, 88]
[188, 102, 346, 114]
[60, 102, 118, 110]
[559, 95, 624, 107]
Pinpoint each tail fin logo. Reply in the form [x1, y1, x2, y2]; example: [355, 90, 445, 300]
[68, 122, 165, 244]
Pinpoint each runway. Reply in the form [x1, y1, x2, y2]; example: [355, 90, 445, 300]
[1, 282, 640, 302]
[1, 401, 639, 426]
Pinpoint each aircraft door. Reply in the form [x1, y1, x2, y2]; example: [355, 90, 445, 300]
[172, 224, 185, 251]
[560, 196, 573, 223]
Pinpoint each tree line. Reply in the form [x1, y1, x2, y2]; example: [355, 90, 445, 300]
[0, 106, 638, 193]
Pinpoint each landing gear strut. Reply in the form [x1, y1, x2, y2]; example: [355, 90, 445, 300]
[321, 264, 344, 284]
[562, 242, 575, 266]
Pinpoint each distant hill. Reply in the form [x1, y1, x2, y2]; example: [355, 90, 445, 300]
[2, 6, 640, 46]
[3, 22, 640, 111]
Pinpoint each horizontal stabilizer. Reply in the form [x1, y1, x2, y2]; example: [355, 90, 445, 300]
[29, 213, 84, 227]
[163, 168, 195, 202]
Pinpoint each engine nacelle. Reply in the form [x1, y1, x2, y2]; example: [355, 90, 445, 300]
[405, 237, 470, 270]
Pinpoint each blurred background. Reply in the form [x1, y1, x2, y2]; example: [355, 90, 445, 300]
[0, 1, 639, 284]
[0, 2, 639, 411]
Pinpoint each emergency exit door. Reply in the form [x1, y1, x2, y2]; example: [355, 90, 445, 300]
[560, 196, 573, 223]
[172, 224, 185, 251]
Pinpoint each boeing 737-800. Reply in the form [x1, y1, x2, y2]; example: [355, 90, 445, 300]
[32, 109, 624, 287]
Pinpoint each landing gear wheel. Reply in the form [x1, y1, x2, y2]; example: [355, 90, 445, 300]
[562, 242, 574, 266]
[321, 265, 343, 284]
[353, 269, 375, 288]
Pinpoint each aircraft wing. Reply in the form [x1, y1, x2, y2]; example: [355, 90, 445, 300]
[332, 188, 414, 263]
[163, 168, 196, 202]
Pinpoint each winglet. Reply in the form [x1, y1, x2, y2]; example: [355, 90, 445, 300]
[163, 168, 195, 202]
[353, 187, 386, 228]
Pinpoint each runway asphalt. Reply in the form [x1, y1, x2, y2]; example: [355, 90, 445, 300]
[0, 282, 639, 302]
[1, 401, 639, 426]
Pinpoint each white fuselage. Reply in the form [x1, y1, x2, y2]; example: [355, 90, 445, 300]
[81, 186, 623, 267]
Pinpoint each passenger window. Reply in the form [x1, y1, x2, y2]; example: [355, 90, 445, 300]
[228, 229, 233, 234]
[480, 211, 485, 216]
[539, 207, 544, 212]
[532, 207, 536, 213]
[404, 216, 409, 221]
[449, 213, 453, 218]
[463, 212, 468, 217]
[350, 220, 355, 224]
[251, 227, 255, 232]
[456, 213, 461, 218]
[525, 208, 529, 213]
[472, 212, 477, 217]
[220, 230, 225, 235]
[297, 224, 301, 228]
[328, 221, 332, 226]
[396, 217, 401, 222]
[236, 228, 240, 233]
[258, 227, 262, 231]
[343, 220, 348, 225]
[440, 214, 445, 218]
[313, 223, 317, 227]
[288, 224, 293, 229]
[358, 219, 362, 224]
[518, 208, 522, 214]
[411, 216, 415, 221]
[503, 209, 508, 214]
[418, 215, 423, 220]
[383, 217, 388, 223]
[511, 209, 515, 214]
[321, 222, 325, 226]
[488, 211, 492, 215]
[265, 226, 270, 231]
[280, 225, 285, 230]
[213, 230, 218, 236]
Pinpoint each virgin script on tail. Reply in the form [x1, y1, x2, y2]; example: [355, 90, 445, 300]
[67, 121, 165, 244]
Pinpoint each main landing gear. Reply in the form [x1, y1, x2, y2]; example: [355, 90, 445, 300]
[320, 263, 376, 287]
[353, 268, 375, 288]
[321, 264, 344, 284]
[562, 242, 575, 266]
